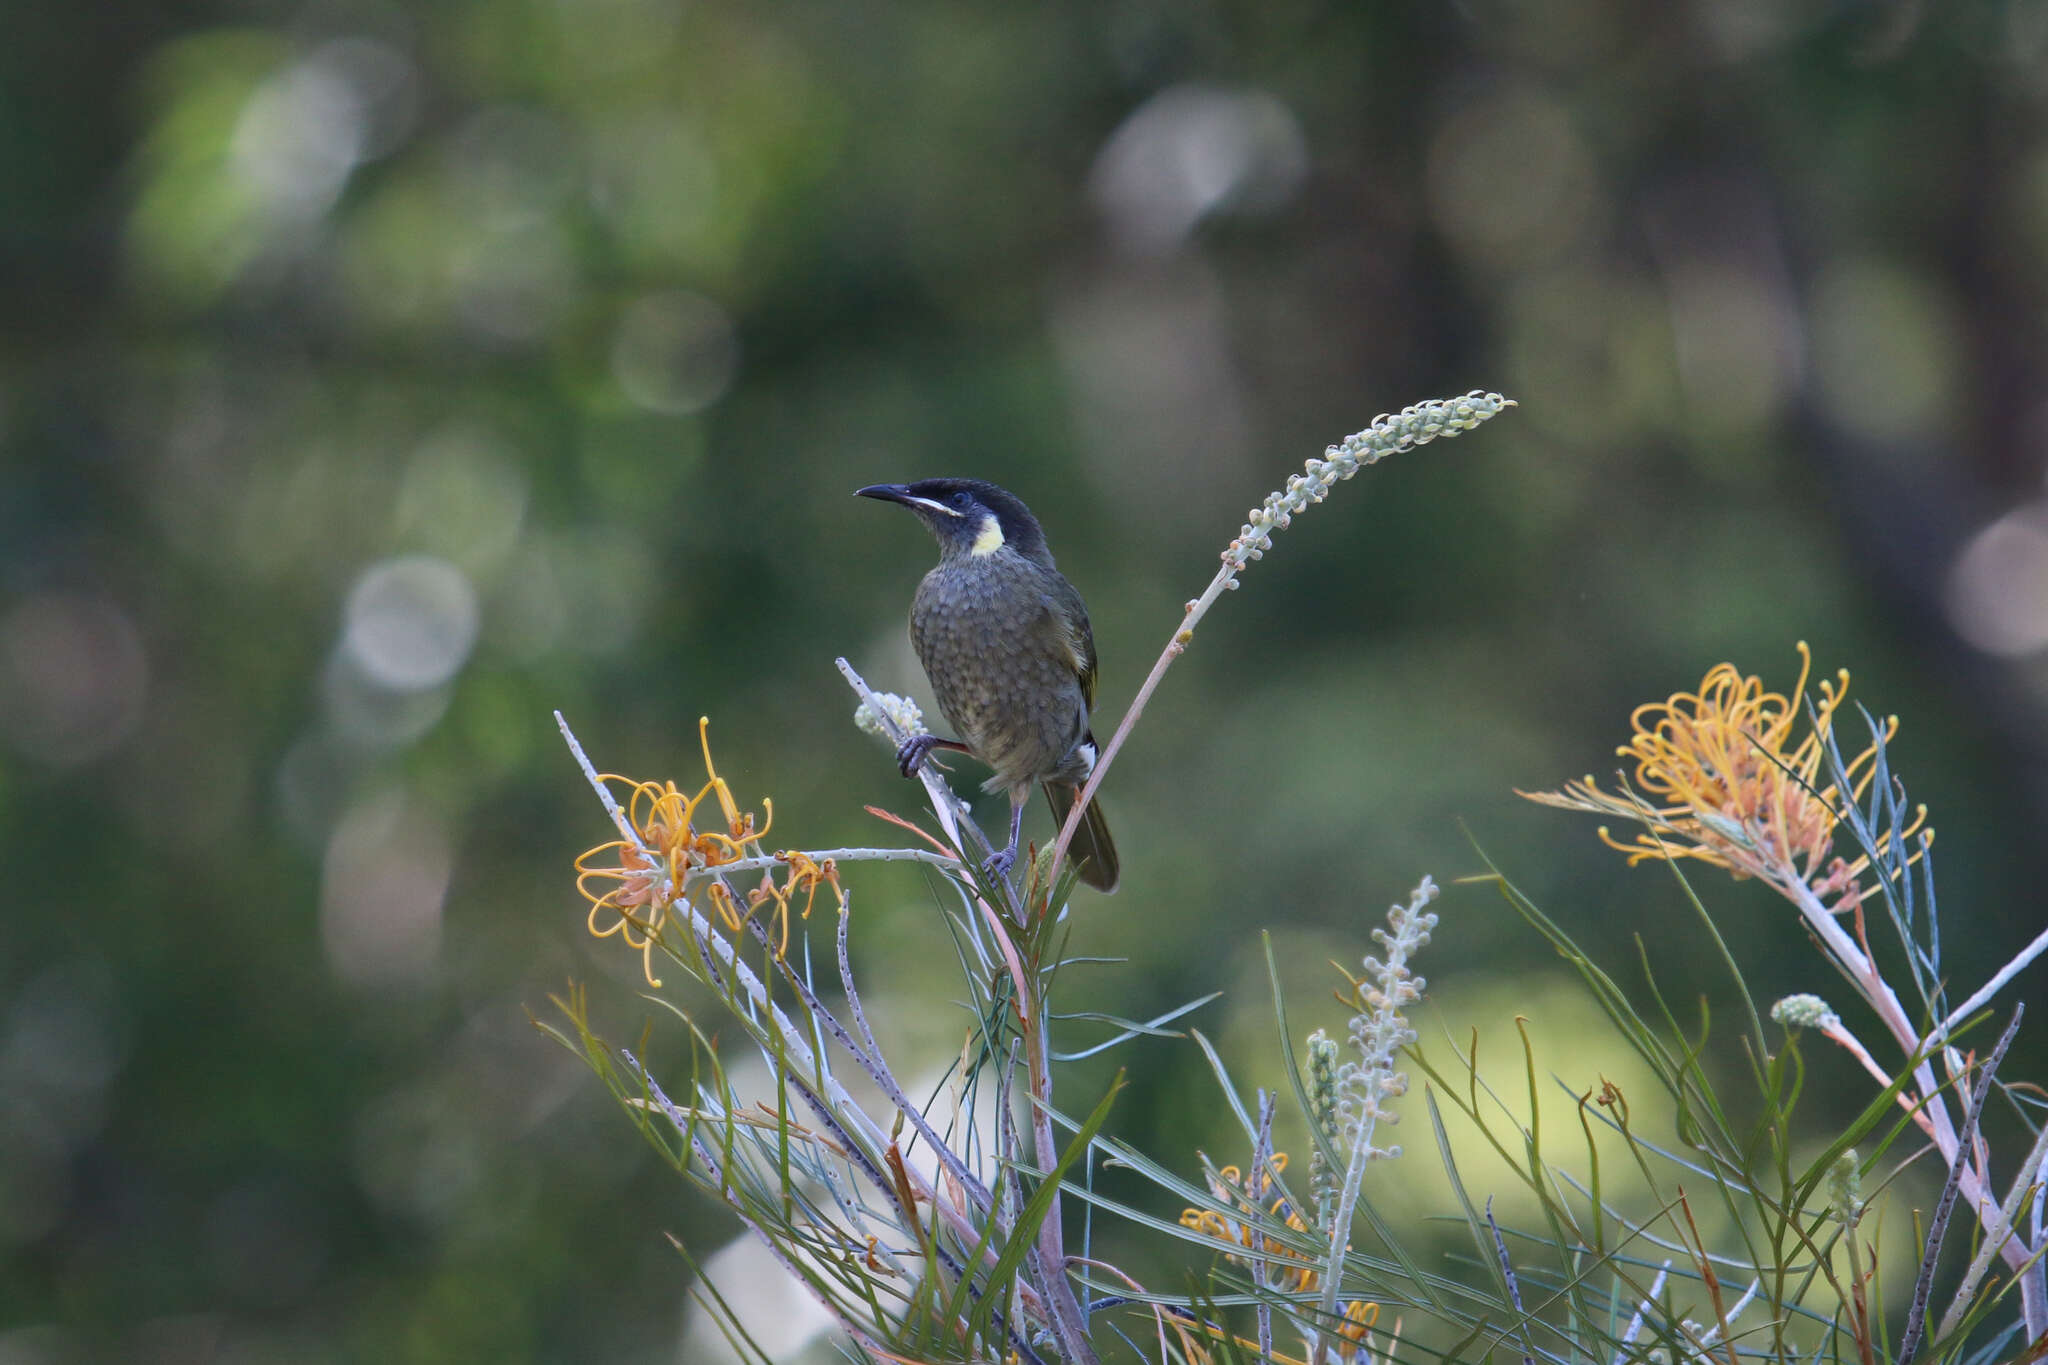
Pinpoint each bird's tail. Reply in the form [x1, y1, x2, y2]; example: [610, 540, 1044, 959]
[1043, 782, 1119, 893]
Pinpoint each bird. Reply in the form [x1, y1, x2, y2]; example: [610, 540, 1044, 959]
[856, 478, 1119, 893]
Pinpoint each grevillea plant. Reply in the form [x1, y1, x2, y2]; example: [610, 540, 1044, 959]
[540, 390, 2048, 1365]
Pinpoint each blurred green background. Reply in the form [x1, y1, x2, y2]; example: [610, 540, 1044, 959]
[6, 1, 2048, 1360]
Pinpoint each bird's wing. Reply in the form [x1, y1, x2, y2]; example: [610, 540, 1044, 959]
[1038, 576, 1097, 713]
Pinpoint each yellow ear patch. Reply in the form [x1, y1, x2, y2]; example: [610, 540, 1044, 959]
[969, 514, 1005, 556]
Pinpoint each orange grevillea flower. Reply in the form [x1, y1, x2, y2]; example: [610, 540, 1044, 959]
[1178, 1156, 1381, 1362]
[1179, 1154, 1331, 1295]
[1181, 1153, 1320, 1295]
[1520, 644, 1924, 901]
[575, 719, 843, 985]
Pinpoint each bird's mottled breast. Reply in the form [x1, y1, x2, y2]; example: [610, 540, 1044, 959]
[909, 551, 1089, 791]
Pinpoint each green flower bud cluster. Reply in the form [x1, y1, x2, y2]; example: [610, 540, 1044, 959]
[1223, 392, 1514, 573]
[1306, 1028, 1342, 1223]
[1828, 1149, 1863, 1223]
[1770, 993, 1840, 1031]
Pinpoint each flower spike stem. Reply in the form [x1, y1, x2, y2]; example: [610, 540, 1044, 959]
[1048, 392, 1514, 889]
[1320, 876, 1438, 1328]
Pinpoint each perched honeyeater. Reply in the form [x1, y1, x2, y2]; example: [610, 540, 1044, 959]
[857, 479, 1120, 893]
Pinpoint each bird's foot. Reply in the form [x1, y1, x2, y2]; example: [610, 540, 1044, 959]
[897, 734, 944, 777]
[981, 844, 1019, 884]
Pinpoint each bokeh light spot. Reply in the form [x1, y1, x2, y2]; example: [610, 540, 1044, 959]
[229, 54, 369, 222]
[1088, 85, 1306, 254]
[322, 650, 455, 750]
[342, 555, 480, 693]
[1946, 504, 2048, 657]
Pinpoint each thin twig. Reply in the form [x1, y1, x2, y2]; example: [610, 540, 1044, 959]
[1938, 926, 2048, 1044]
[1818, 1015, 1927, 1114]
[696, 875, 1039, 1324]
[558, 710, 638, 841]
[1901, 1005, 2024, 1363]
[1045, 560, 1219, 888]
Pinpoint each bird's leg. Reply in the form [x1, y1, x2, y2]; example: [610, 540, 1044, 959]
[897, 734, 971, 778]
[983, 790, 1028, 884]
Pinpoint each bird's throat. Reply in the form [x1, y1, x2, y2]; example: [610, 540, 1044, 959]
[968, 514, 1005, 557]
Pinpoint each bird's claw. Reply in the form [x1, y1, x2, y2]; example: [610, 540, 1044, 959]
[896, 734, 943, 778]
[981, 846, 1018, 883]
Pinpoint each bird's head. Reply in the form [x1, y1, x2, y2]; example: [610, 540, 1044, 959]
[855, 479, 1049, 564]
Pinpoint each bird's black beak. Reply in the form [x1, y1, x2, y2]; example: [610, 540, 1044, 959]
[855, 483, 915, 506]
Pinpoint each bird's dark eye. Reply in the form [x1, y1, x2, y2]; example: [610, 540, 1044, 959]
[948, 491, 971, 509]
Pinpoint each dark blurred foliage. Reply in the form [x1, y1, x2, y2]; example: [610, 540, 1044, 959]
[5, 0, 2048, 1360]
